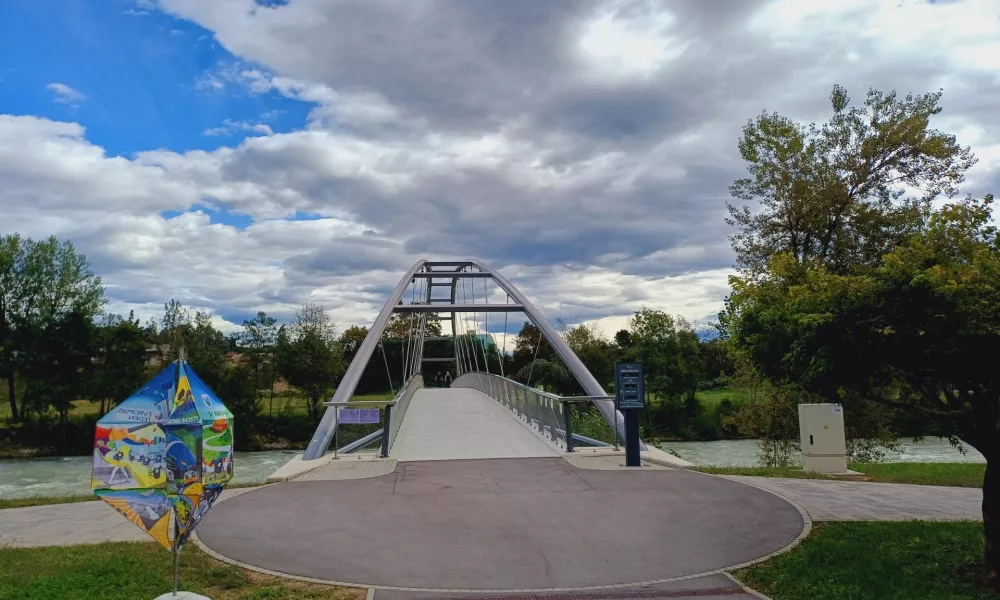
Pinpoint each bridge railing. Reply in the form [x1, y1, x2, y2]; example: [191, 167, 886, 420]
[387, 373, 424, 453]
[453, 372, 620, 451]
[320, 374, 423, 457]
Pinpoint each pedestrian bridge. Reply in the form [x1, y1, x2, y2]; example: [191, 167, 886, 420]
[298, 258, 635, 465]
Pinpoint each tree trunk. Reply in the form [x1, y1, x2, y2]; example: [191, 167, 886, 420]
[58, 408, 69, 453]
[18, 384, 29, 420]
[100, 396, 106, 416]
[6, 375, 17, 422]
[985, 459, 1000, 589]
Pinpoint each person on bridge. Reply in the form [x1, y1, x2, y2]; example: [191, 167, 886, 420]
[433, 371, 441, 386]
[443, 370, 452, 386]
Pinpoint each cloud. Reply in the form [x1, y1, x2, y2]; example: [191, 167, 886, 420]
[204, 119, 274, 137]
[46, 82, 85, 105]
[4, 0, 1000, 335]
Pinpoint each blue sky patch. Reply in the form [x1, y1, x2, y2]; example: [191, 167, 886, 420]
[0, 0, 309, 157]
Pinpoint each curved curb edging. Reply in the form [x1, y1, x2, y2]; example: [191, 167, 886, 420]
[703, 472, 817, 600]
[192, 472, 812, 594]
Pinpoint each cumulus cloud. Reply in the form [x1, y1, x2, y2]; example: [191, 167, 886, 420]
[46, 82, 85, 105]
[4, 0, 1000, 336]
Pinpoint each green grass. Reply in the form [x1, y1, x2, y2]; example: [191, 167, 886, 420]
[854, 462, 985, 488]
[0, 541, 361, 600]
[736, 521, 992, 600]
[696, 462, 985, 488]
[693, 386, 749, 407]
[645, 386, 750, 409]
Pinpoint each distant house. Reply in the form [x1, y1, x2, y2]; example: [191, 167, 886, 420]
[145, 345, 170, 367]
[225, 351, 249, 366]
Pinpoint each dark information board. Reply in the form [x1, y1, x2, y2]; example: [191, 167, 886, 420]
[615, 362, 645, 410]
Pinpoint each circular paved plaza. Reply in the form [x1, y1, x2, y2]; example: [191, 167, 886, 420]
[196, 457, 804, 591]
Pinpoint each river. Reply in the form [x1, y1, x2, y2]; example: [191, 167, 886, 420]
[0, 438, 986, 500]
[0, 450, 299, 500]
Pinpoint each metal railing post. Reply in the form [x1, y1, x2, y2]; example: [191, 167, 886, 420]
[563, 401, 574, 453]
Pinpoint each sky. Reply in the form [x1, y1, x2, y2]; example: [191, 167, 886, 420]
[1, 0, 998, 338]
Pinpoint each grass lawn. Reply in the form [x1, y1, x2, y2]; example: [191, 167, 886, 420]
[693, 386, 749, 407]
[646, 386, 750, 409]
[697, 462, 985, 488]
[0, 541, 361, 600]
[736, 521, 992, 600]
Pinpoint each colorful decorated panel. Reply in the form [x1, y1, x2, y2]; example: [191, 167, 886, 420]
[91, 423, 167, 490]
[90, 360, 234, 552]
[96, 489, 173, 549]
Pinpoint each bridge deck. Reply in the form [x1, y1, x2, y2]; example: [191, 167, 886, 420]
[390, 388, 559, 461]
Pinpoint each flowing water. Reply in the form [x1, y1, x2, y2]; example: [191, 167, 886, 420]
[660, 437, 985, 467]
[0, 450, 299, 500]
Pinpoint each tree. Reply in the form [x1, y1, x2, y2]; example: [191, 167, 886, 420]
[215, 364, 260, 449]
[509, 322, 555, 378]
[614, 329, 634, 351]
[185, 310, 229, 390]
[21, 308, 97, 448]
[730, 196, 1000, 580]
[0, 234, 27, 421]
[92, 312, 151, 415]
[728, 85, 975, 280]
[383, 313, 442, 341]
[628, 309, 702, 403]
[240, 311, 277, 416]
[339, 325, 369, 363]
[720, 84, 981, 464]
[564, 323, 615, 389]
[278, 305, 344, 420]
[515, 358, 571, 394]
[0, 235, 104, 422]
[161, 299, 188, 363]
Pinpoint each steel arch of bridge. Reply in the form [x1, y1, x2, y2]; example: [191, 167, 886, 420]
[303, 259, 628, 460]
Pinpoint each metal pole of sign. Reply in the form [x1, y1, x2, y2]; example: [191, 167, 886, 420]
[613, 393, 620, 452]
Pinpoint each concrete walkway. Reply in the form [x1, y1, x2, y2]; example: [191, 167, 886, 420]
[724, 475, 982, 521]
[390, 388, 559, 461]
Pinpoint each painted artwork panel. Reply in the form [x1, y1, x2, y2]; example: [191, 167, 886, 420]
[176, 486, 223, 547]
[166, 366, 200, 426]
[97, 366, 174, 426]
[96, 489, 173, 549]
[201, 419, 233, 488]
[166, 423, 203, 493]
[187, 366, 234, 421]
[169, 490, 203, 548]
[91, 423, 166, 490]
